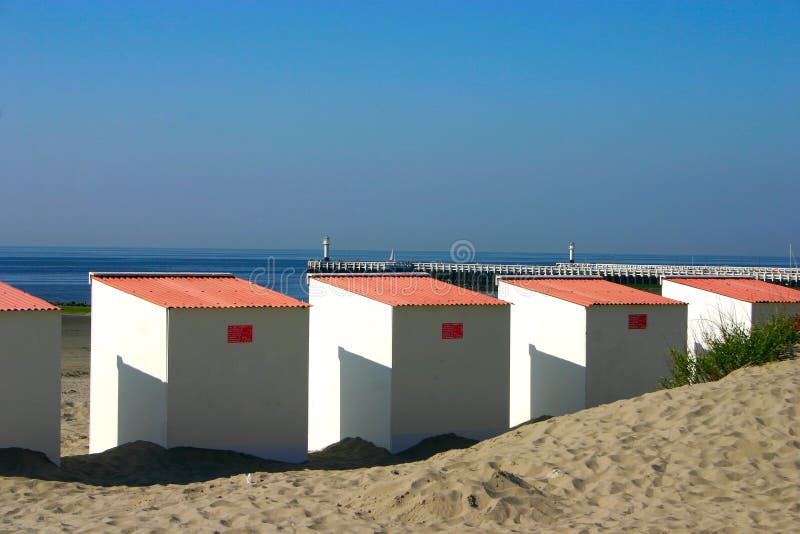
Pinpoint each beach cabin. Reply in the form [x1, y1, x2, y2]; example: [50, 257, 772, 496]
[308, 274, 510, 453]
[661, 277, 800, 354]
[89, 273, 309, 462]
[498, 277, 687, 426]
[0, 282, 61, 464]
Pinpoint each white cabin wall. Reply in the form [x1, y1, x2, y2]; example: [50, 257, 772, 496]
[751, 301, 800, 327]
[661, 280, 752, 353]
[89, 281, 168, 453]
[0, 310, 61, 464]
[308, 279, 393, 451]
[499, 281, 587, 422]
[390, 305, 510, 453]
[166, 307, 309, 462]
[585, 304, 687, 408]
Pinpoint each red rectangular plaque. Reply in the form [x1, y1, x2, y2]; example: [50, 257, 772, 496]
[442, 322, 463, 339]
[227, 324, 253, 343]
[628, 314, 647, 330]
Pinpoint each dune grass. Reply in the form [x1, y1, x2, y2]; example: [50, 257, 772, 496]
[661, 314, 800, 388]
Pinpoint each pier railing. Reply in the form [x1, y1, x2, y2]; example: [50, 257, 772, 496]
[307, 260, 800, 289]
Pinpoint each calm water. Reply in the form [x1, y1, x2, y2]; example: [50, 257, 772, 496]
[0, 246, 792, 304]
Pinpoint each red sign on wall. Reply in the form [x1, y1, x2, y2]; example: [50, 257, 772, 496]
[628, 314, 647, 330]
[442, 322, 464, 339]
[227, 324, 253, 343]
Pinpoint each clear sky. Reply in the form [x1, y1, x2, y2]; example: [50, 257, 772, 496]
[1, 1, 798, 255]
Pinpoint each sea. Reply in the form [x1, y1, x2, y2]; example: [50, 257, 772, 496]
[0, 246, 793, 304]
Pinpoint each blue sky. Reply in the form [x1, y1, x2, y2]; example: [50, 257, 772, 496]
[1, 1, 798, 255]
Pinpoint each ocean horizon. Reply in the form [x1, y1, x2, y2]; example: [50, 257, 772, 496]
[0, 245, 795, 304]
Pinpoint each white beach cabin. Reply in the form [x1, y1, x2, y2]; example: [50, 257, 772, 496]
[661, 277, 800, 354]
[499, 278, 687, 426]
[308, 274, 510, 453]
[0, 281, 61, 464]
[90, 273, 310, 462]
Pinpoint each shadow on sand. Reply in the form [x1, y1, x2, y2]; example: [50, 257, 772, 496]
[0, 433, 478, 487]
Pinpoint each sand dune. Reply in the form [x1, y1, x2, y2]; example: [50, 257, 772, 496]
[2, 354, 800, 531]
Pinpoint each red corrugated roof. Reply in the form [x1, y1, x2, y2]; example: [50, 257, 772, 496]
[0, 281, 60, 312]
[313, 275, 508, 307]
[91, 274, 309, 309]
[501, 278, 684, 307]
[666, 278, 800, 304]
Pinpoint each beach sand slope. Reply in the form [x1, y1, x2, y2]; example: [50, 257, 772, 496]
[1, 322, 799, 531]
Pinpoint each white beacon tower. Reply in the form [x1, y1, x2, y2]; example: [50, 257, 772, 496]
[322, 235, 330, 262]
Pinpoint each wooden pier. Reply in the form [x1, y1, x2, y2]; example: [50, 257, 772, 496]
[306, 260, 800, 293]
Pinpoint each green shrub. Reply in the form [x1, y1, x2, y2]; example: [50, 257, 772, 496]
[660, 314, 800, 388]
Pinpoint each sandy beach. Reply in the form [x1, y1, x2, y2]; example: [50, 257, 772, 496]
[1, 314, 799, 532]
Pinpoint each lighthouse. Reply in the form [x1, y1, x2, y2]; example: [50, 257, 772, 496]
[569, 242, 575, 263]
[322, 235, 330, 262]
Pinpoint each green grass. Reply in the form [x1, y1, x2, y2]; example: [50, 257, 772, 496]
[660, 314, 800, 388]
[55, 302, 90, 315]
